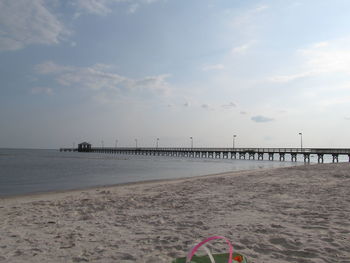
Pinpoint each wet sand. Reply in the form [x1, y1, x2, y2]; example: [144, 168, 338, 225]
[0, 163, 349, 262]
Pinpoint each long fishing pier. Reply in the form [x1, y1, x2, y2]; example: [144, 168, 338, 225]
[60, 145, 350, 163]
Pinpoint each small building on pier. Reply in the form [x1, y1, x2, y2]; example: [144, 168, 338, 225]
[78, 142, 91, 152]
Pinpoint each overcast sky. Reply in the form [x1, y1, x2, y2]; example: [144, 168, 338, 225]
[1, 0, 350, 149]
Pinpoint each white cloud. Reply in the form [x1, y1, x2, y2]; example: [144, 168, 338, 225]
[73, 0, 114, 15]
[268, 72, 311, 83]
[35, 61, 72, 74]
[222, 102, 236, 109]
[232, 5, 268, 28]
[31, 87, 54, 95]
[231, 43, 251, 54]
[318, 96, 350, 107]
[73, 0, 161, 16]
[128, 3, 140, 13]
[0, 0, 162, 52]
[202, 64, 225, 71]
[269, 38, 350, 83]
[35, 61, 171, 97]
[0, 0, 68, 51]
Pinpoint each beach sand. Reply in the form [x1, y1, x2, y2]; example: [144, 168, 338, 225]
[0, 163, 349, 262]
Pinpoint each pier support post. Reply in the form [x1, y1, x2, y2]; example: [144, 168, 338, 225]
[223, 152, 228, 159]
[231, 152, 237, 159]
[249, 152, 255, 160]
[215, 152, 221, 158]
[279, 153, 285, 161]
[201, 152, 207, 158]
[332, 154, 339, 163]
[208, 152, 214, 158]
[258, 153, 264, 160]
[291, 153, 297, 162]
[268, 153, 274, 161]
[195, 151, 201, 158]
[303, 153, 310, 163]
[317, 154, 324, 163]
[239, 152, 246, 159]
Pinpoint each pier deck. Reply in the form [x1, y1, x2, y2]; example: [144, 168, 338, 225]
[59, 147, 350, 163]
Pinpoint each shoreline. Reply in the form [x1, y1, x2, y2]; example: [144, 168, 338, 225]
[1, 162, 349, 262]
[0, 162, 308, 201]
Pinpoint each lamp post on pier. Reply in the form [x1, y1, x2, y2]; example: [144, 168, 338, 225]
[190, 137, 193, 150]
[156, 138, 159, 148]
[299, 132, 303, 151]
[233, 134, 237, 149]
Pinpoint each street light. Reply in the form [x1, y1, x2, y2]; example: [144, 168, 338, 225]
[190, 137, 193, 149]
[135, 138, 138, 148]
[299, 132, 303, 150]
[156, 138, 159, 148]
[233, 134, 237, 149]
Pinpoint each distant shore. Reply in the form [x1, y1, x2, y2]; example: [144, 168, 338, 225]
[0, 163, 349, 262]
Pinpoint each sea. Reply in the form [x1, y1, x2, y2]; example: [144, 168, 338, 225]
[0, 149, 344, 197]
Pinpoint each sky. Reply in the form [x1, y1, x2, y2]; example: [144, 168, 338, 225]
[1, 0, 350, 149]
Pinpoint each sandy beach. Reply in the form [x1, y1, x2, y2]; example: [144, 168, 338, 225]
[0, 163, 349, 262]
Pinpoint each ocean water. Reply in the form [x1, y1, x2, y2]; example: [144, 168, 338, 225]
[0, 148, 332, 197]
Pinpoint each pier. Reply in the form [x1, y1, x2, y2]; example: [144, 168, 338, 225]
[59, 145, 350, 163]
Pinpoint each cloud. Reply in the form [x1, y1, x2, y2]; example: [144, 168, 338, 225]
[269, 38, 350, 83]
[202, 64, 225, 71]
[231, 43, 251, 54]
[222, 102, 236, 109]
[201, 104, 209, 110]
[128, 3, 140, 14]
[0, 0, 68, 51]
[73, 0, 114, 15]
[251, 115, 274, 123]
[73, 0, 162, 16]
[0, 0, 162, 52]
[318, 96, 350, 107]
[232, 5, 268, 28]
[35, 61, 72, 74]
[31, 87, 54, 95]
[268, 72, 311, 83]
[35, 61, 171, 96]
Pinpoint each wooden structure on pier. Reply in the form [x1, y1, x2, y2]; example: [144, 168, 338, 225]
[78, 142, 91, 152]
[60, 144, 350, 163]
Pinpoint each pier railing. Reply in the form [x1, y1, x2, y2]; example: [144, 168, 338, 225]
[77, 147, 350, 154]
[60, 146, 350, 163]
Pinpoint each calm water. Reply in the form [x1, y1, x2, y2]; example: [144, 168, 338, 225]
[0, 149, 313, 197]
